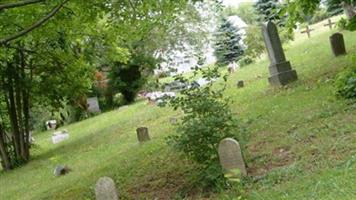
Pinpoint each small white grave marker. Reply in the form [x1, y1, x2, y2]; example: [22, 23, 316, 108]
[52, 130, 69, 144]
[87, 97, 101, 113]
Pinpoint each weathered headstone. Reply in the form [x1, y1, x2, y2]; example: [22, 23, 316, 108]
[136, 127, 150, 142]
[300, 25, 314, 38]
[95, 177, 119, 200]
[54, 165, 71, 176]
[237, 80, 244, 88]
[218, 138, 247, 176]
[87, 97, 101, 113]
[323, 19, 335, 30]
[262, 21, 298, 86]
[330, 33, 347, 57]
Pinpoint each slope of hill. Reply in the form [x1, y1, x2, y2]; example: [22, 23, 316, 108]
[1, 20, 355, 199]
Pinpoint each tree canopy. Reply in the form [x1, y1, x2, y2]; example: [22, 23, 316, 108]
[0, 0, 207, 170]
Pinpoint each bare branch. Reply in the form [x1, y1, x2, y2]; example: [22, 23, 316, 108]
[0, 0, 45, 11]
[0, 0, 70, 46]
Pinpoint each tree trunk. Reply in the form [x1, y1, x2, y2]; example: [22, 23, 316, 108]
[5, 65, 22, 161]
[0, 125, 12, 170]
[21, 48, 31, 159]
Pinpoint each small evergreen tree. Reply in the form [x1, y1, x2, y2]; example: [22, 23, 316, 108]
[254, 0, 285, 26]
[214, 18, 244, 66]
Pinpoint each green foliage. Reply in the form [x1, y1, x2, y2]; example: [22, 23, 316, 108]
[281, 0, 354, 32]
[224, 3, 257, 25]
[281, 0, 321, 32]
[326, 0, 353, 16]
[243, 25, 265, 59]
[238, 56, 254, 67]
[337, 17, 349, 30]
[337, 17, 356, 31]
[345, 17, 356, 31]
[109, 54, 157, 103]
[279, 27, 295, 44]
[335, 57, 356, 99]
[310, 7, 330, 24]
[254, 0, 285, 26]
[142, 76, 160, 92]
[113, 93, 126, 107]
[165, 67, 240, 190]
[214, 18, 244, 66]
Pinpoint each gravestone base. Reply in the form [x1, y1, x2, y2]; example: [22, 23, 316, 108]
[268, 69, 298, 86]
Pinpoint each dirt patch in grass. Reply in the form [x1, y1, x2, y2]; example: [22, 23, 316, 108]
[247, 141, 296, 176]
[127, 171, 187, 199]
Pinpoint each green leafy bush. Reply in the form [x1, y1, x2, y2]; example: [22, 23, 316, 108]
[243, 25, 265, 59]
[109, 54, 157, 103]
[335, 59, 356, 99]
[279, 27, 294, 44]
[337, 18, 348, 30]
[238, 56, 254, 67]
[310, 8, 330, 24]
[337, 17, 356, 31]
[345, 17, 356, 31]
[165, 66, 242, 190]
[113, 93, 126, 106]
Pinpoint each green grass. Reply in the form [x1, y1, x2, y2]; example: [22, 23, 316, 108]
[1, 21, 356, 199]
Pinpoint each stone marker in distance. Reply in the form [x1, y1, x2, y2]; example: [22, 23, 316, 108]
[262, 21, 298, 86]
[218, 138, 247, 176]
[136, 127, 150, 143]
[330, 33, 347, 57]
[169, 117, 178, 125]
[53, 165, 71, 176]
[95, 177, 119, 200]
[237, 80, 244, 88]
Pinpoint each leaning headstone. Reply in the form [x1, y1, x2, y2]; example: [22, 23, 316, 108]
[95, 177, 119, 200]
[54, 165, 71, 176]
[87, 97, 101, 113]
[136, 127, 150, 143]
[218, 138, 247, 176]
[237, 80, 244, 88]
[262, 21, 298, 86]
[330, 33, 347, 57]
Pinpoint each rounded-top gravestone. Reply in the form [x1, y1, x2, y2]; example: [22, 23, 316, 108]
[218, 138, 247, 176]
[330, 33, 346, 57]
[95, 177, 119, 200]
[136, 127, 150, 143]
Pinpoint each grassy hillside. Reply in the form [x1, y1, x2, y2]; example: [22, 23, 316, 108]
[1, 21, 356, 199]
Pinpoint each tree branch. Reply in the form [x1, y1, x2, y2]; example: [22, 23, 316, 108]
[0, 0, 45, 11]
[0, 0, 69, 46]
